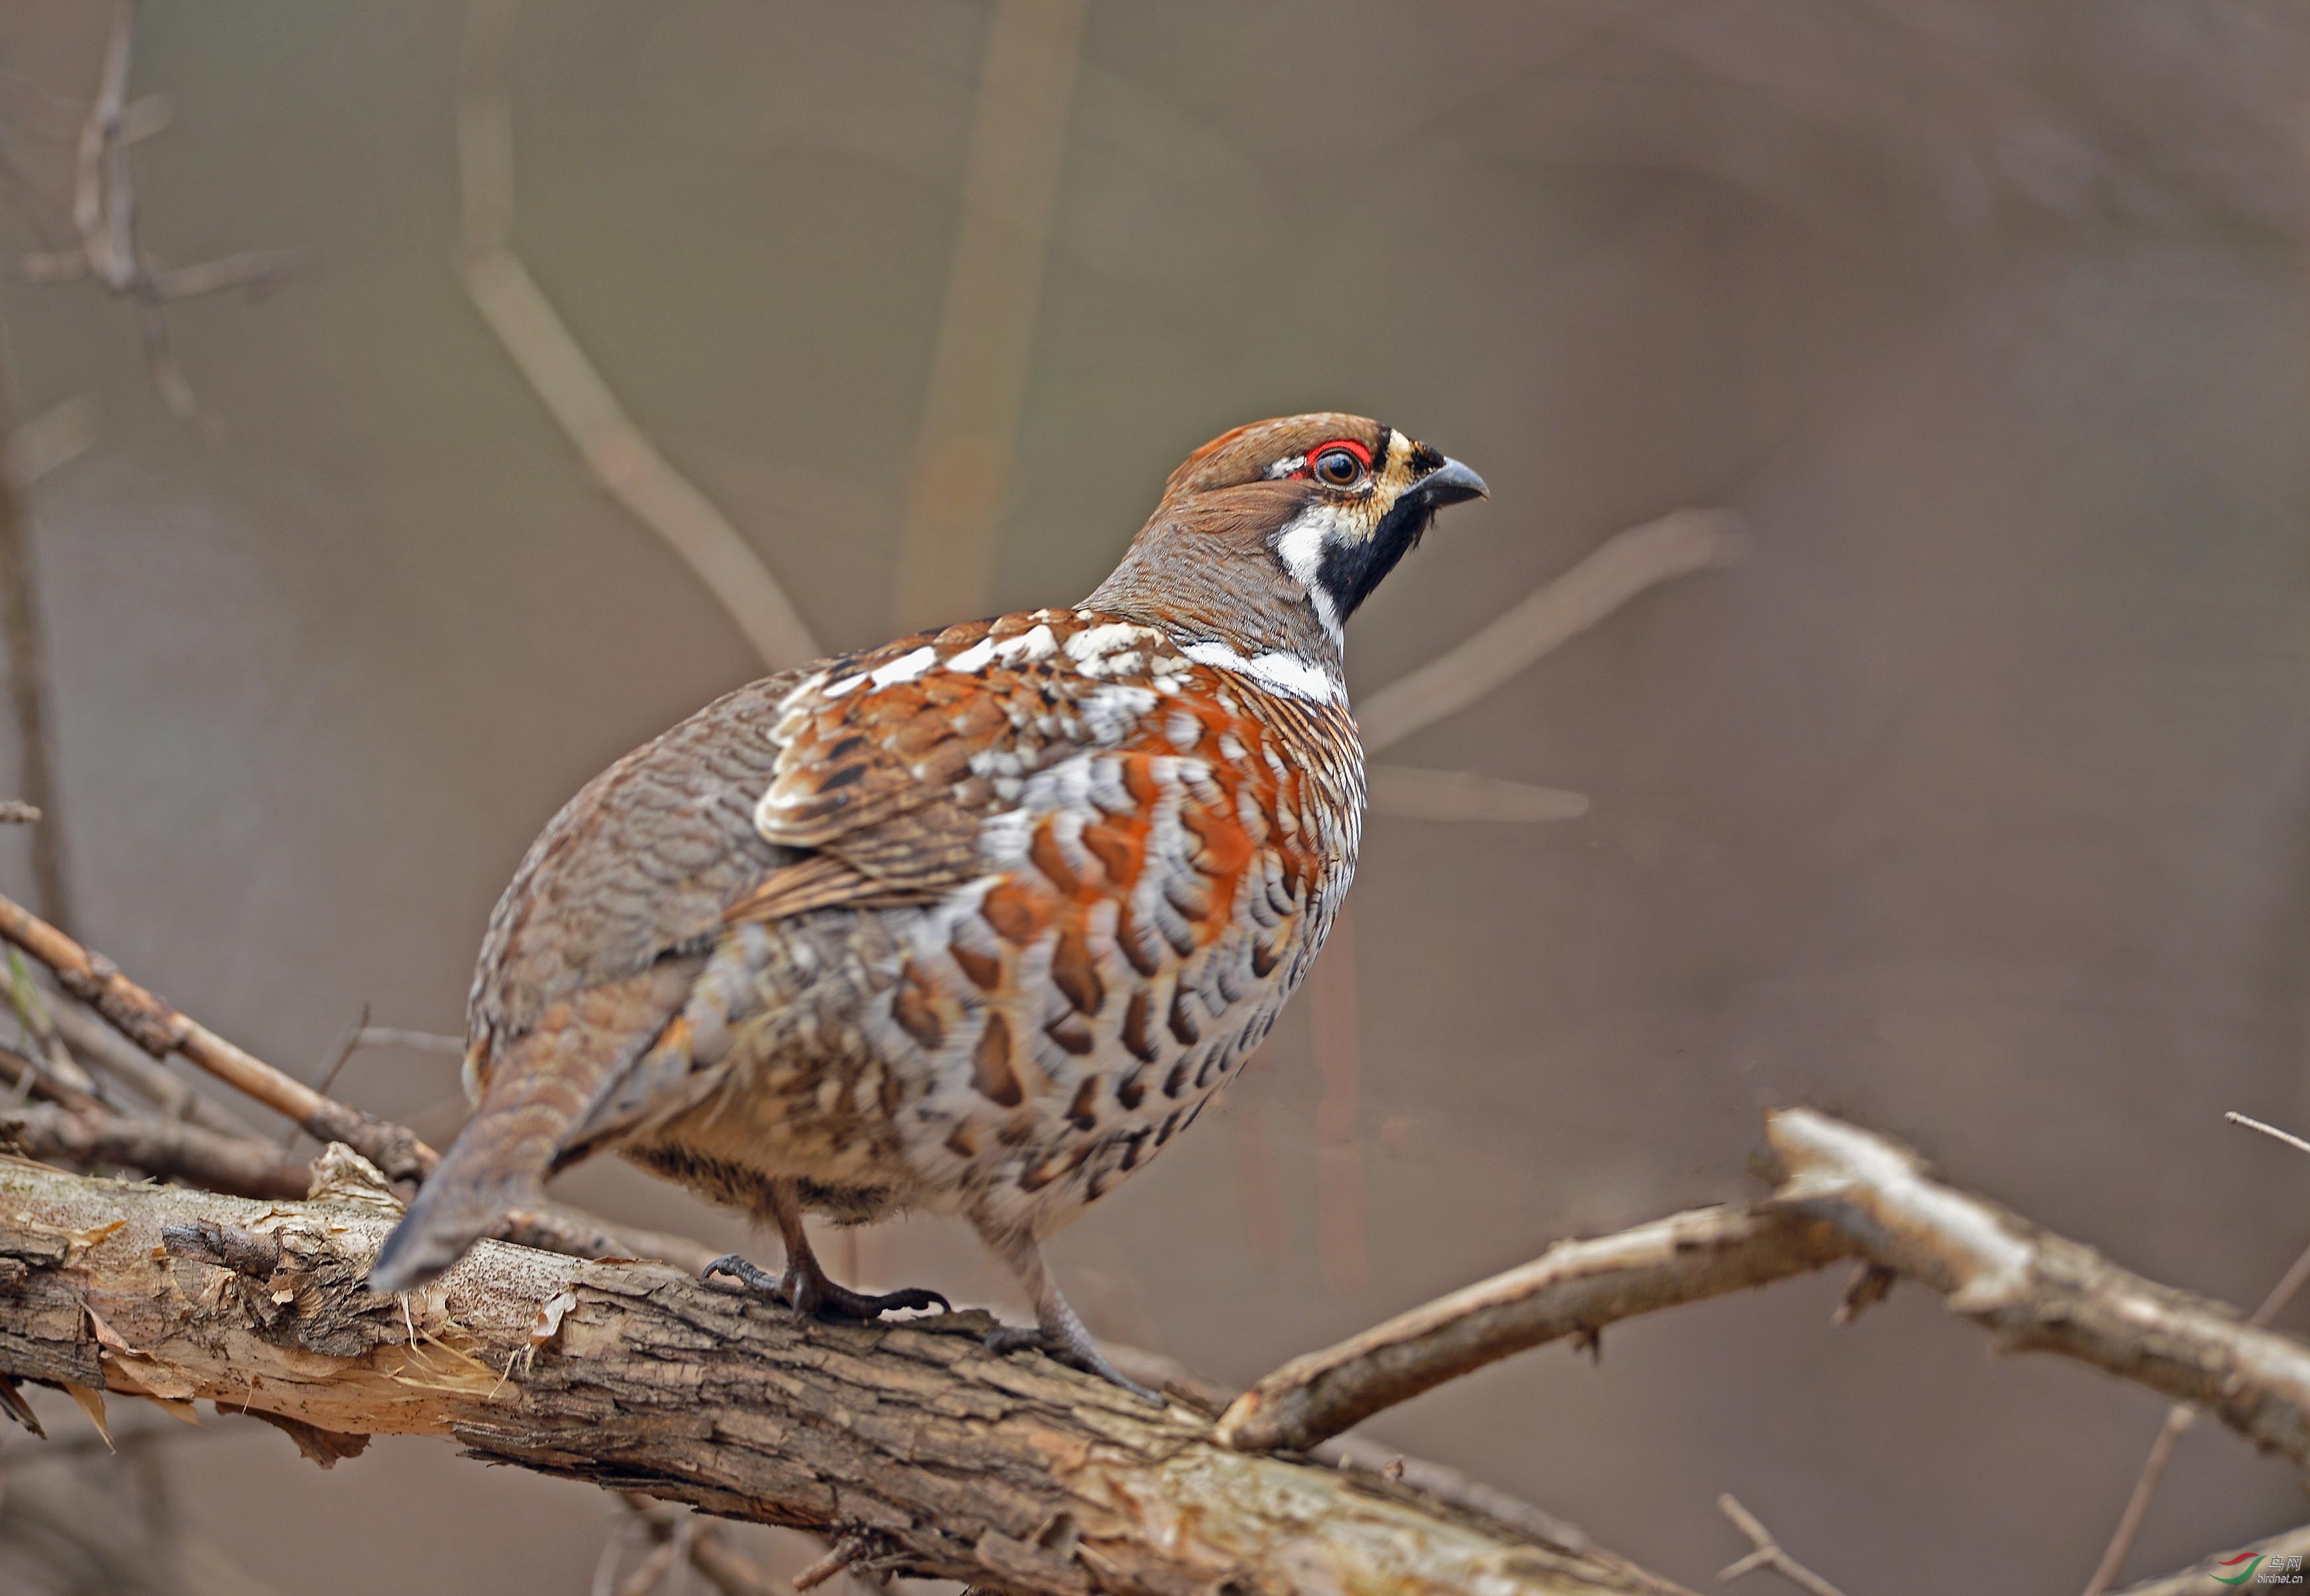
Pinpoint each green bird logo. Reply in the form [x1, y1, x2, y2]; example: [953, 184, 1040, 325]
[2216, 1553, 2266, 1586]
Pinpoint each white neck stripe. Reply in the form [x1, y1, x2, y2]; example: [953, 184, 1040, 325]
[1179, 639, 1343, 704]
[1272, 505, 1348, 648]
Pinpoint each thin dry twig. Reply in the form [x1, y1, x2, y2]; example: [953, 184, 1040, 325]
[0, 887, 437, 1181]
[1359, 508, 1750, 754]
[612, 1517, 694, 1596]
[1714, 1495, 1849, 1596]
[2107, 1523, 2310, 1596]
[890, 0, 1088, 630]
[454, 0, 816, 672]
[1215, 1197, 1855, 1452]
[789, 1533, 869, 1594]
[1311, 906, 1366, 1294]
[0, 1100, 310, 1199]
[2080, 1108, 2310, 1594]
[1366, 766, 1591, 824]
[15, 0, 302, 432]
[0, 316, 74, 933]
[354, 1026, 465, 1056]
[3, 396, 100, 488]
[46, 996, 259, 1139]
[2227, 1111, 2310, 1159]
[686, 1527, 789, 1596]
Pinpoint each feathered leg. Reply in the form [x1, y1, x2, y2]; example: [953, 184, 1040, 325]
[975, 1218, 1158, 1401]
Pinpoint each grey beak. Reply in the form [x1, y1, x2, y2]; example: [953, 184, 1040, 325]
[1415, 456, 1489, 509]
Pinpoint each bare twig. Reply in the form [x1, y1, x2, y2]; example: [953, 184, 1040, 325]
[790, 1533, 869, 1593]
[1216, 1200, 1855, 1453]
[23, 0, 303, 431]
[0, 1038, 100, 1112]
[496, 1200, 721, 1277]
[1311, 907, 1366, 1293]
[3, 396, 100, 488]
[0, 1100, 310, 1199]
[890, 0, 1088, 630]
[1767, 1109, 2310, 1465]
[2108, 1523, 2310, 1596]
[1366, 766, 1591, 824]
[454, 0, 816, 672]
[613, 1517, 694, 1596]
[686, 1527, 788, 1596]
[1714, 1496, 1848, 1596]
[2081, 1145, 2310, 1596]
[354, 1026, 465, 1056]
[46, 997, 259, 1139]
[0, 888, 436, 1180]
[0, 315, 74, 931]
[1222, 1108, 2310, 1461]
[1359, 508, 1750, 754]
[277, 1005, 370, 1154]
[2079, 1406, 2196, 1596]
[2227, 1111, 2310, 1159]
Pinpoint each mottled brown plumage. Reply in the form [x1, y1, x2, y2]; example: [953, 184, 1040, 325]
[371, 413, 1487, 1391]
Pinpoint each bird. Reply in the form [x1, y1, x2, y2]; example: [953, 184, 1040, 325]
[369, 413, 1488, 1394]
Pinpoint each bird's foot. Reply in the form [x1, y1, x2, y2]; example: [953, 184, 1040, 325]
[795, 1273, 952, 1322]
[983, 1322, 1161, 1403]
[702, 1253, 783, 1295]
[701, 1253, 949, 1323]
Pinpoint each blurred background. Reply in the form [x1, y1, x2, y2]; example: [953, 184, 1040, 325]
[1, 3, 2307, 1593]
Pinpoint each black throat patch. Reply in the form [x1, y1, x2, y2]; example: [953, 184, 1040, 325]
[1316, 497, 1433, 620]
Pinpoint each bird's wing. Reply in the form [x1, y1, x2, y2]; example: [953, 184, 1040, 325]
[374, 611, 1183, 1290]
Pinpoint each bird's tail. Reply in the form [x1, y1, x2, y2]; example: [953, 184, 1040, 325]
[369, 966, 696, 1294]
[366, 1056, 582, 1294]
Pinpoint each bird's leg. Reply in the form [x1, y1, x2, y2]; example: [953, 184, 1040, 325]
[977, 1224, 1160, 1402]
[703, 1180, 948, 1321]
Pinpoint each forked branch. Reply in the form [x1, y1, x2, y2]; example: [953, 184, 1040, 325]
[1218, 1110, 2310, 1469]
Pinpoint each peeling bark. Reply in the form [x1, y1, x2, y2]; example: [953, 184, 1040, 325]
[0, 1154, 1686, 1596]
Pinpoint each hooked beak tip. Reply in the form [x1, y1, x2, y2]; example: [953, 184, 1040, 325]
[1418, 456, 1489, 509]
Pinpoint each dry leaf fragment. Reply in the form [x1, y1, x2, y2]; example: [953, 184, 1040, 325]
[68, 1218, 127, 1249]
[0, 1372, 44, 1436]
[63, 1381, 111, 1448]
[530, 1288, 579, 1345]
[86, 1304, 145, 1358]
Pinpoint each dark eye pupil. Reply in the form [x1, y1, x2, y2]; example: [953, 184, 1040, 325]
[1315, 449, 1360, 484]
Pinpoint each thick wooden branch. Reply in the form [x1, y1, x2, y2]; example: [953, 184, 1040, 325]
[0, 1155, 1687, 1596]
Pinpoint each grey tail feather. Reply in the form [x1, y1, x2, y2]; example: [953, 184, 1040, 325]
[368, 1160, 541, 1294]
[368, 962, 702, 1295]
[368, 1081, 570, 1292]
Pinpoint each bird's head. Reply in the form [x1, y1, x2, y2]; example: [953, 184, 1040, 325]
[1088, 413, 1488, 664]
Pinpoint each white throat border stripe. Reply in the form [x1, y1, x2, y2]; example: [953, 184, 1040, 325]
[1271, 504, 1348, 647]
[1179, 639, 1342, 704]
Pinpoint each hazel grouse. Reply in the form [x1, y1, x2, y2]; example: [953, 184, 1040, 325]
[371, 413, 1488, 1393]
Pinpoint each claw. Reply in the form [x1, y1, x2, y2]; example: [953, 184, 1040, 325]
[704, 1251, 947, 1323]
[983, 1322, 1162, 1403]
[702, 1253, 784, 1296]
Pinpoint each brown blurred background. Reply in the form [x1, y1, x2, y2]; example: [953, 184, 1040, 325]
[3, 3, 2308, 1592]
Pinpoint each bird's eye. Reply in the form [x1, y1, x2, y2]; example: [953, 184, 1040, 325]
[1311, 444, 1368, 486]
